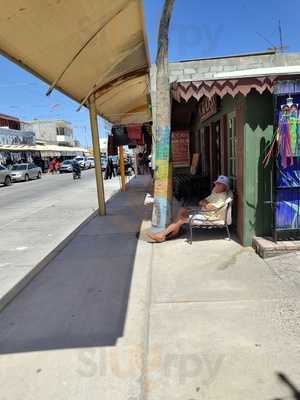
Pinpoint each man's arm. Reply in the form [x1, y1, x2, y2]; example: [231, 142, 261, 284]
[198, 199, 208, 207]
[202, 202, 218, 211]
[198, 196, 223, 211]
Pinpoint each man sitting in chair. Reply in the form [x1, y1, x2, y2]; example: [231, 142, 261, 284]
[147, 175, 230, 243]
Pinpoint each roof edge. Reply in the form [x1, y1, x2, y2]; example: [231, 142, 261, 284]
[171, 49, 278, 64]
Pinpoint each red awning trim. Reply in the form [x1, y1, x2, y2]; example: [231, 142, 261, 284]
[171, 76, 277, 103]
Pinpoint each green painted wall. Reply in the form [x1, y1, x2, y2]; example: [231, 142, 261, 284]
[243, 90, 274, 246]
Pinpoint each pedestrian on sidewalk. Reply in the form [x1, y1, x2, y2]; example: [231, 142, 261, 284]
[48, 158, 55, 175]
[105, 157, 115, 179]
[54, 159, 61, 174]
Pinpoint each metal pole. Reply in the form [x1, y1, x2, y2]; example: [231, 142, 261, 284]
[88, 95, 106, 216]
[119, 145, 126, 192]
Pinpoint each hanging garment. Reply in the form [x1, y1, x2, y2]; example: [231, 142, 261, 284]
[107, 135, 118, 156]
[136, 135, 145, 146]
[289, 110, 298, 155]
[142, 123, 152, 135]
[142, 123, 152, 150]
[112, 125, 129, 146]
[127, 124, 142, 141]
[278, 111, 293, 168]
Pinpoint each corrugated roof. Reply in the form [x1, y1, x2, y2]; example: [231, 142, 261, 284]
[0, 0, 151, 124]
[0, 113, 20, 122]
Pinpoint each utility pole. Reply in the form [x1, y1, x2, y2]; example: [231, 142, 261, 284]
[152, 0, 175, 229]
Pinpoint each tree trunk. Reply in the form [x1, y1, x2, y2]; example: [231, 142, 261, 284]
[152, 0, 175, 229]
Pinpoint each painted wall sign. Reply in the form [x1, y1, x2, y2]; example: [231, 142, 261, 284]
[199, 95, 219, 122]
[172, 130, 190, 168]
[0, 128, 35, 146]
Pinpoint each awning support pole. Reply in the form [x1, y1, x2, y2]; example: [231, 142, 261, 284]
[119, 145, 126, 192]
[88, 95, 106, 216]
[152, 0, 175, 229]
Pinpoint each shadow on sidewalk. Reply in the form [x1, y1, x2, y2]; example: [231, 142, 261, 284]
[273, 372, 300, 400]
[0, 176, 152, 354]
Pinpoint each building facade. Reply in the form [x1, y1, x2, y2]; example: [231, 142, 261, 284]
[150, 51, 300, 246]
[0, 113, 21, 130]
[1, 116, 88, 169]
[23, 120, 74, 146]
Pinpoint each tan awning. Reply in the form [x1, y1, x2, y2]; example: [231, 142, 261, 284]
[0, 0, 151, 124]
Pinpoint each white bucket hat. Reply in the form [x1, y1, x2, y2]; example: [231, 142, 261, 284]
[214, 175, 230, 189]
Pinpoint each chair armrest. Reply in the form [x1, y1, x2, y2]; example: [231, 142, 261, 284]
[189, 204, 226, 215]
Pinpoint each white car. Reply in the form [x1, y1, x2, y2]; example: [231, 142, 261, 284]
[74, 157, 91, 170]
[0, 164, 12, 186]
[87, 157, 95, 168]
[11, 163, 42, 182]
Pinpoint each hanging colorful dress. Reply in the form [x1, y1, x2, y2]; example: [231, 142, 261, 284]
[278, 109, 293, 168]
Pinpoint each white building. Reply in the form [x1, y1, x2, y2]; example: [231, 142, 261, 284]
[23, 120, 74, 147]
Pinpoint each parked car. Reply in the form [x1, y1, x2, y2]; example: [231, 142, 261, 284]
[87, 157, 95, 168]
[74, 156, 91, 170]
[0, 164, 12, 186]
[59, 160, 73, 173]
[11, 163, 42, 182]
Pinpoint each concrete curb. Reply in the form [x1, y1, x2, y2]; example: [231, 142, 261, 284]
[114, 218, 153, 400]
[0, 209, 100, 313]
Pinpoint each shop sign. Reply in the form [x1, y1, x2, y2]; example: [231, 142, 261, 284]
[199, 95, 219, 122]
[172, 130, 190, 167]
[0, 128, 35, 146]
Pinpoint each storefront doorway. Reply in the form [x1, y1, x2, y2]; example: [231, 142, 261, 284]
[211, 121, 222, 182]
[227, 112, 237, 191]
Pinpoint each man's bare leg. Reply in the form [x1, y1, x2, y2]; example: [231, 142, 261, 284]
[176, 207, 190, 220]
[147, 218, 187, 242]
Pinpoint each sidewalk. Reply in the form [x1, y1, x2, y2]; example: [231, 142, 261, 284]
[143, 229, 300, 400]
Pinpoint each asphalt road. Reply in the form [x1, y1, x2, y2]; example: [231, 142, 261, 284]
[0, 169, 121, 305]
[0, 169, 97, 228]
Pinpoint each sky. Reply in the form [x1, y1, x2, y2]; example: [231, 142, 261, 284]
[0, 0, 299, 146]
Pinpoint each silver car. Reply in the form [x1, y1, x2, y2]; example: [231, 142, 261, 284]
[74, 156, 91, 170]
[11, 163, 42, 182]
[59, 160, 73, 173]
[0, 164, 12, 186]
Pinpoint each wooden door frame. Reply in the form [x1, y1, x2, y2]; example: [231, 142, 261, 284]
[235, 103, 245, 244]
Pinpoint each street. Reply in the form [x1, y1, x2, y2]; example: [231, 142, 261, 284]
[0, 170, 96, 227]
[0, 170, 122, 306]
